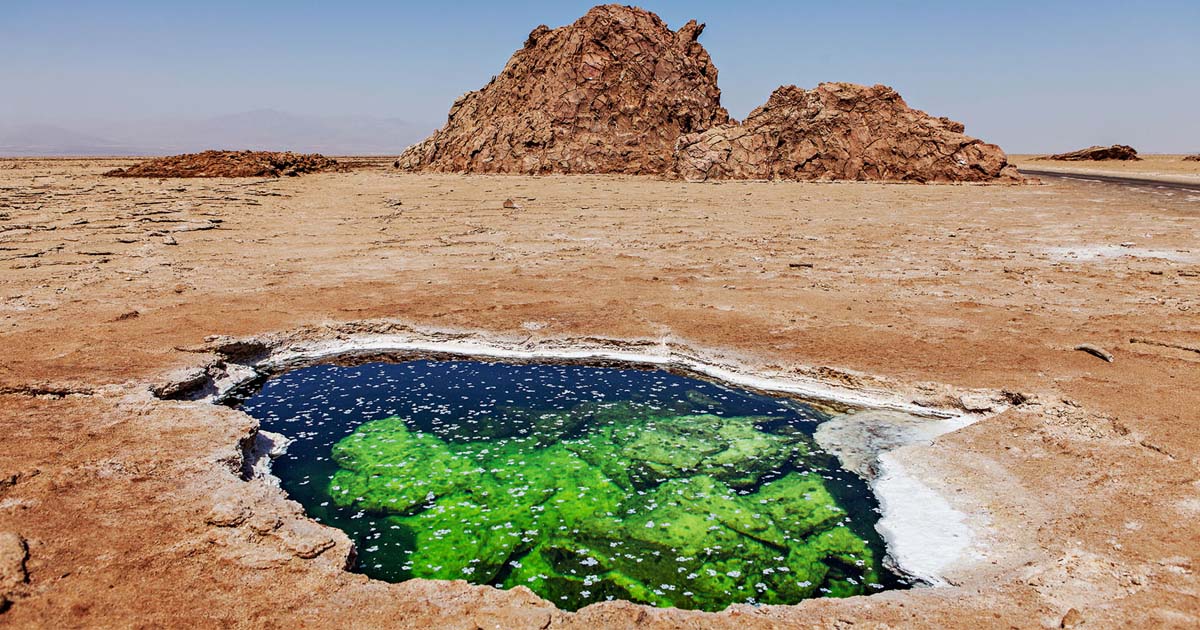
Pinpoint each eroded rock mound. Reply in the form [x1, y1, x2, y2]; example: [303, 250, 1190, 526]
[1182, 154, 1200, 162]
[1038, 145, 1140, 161]
[673, 83, 1021, 183]
[397, 4, 729, 175]
[106, 150, 340, 178]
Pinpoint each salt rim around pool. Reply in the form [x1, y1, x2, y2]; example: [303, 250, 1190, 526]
[171, 326, 991, 604]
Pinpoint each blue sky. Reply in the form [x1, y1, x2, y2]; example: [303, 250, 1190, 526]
[2, 1, 1198, 152]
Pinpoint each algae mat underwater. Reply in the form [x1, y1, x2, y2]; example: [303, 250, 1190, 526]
[237, 360, 905, 611]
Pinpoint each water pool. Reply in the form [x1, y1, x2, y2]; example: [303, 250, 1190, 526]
[237, 359, 905, 611]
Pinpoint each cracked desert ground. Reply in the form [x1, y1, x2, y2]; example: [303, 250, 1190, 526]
[1, 157, 1198, 628]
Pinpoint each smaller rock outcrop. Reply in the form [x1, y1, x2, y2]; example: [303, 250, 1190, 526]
[1038, 145, 1140, 161]
[1182, 154, 1200, 162]
[106, 150, 340, 178]
[672, 83, 1021, 183]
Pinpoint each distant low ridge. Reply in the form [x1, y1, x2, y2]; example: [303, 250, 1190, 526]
[105, 150, 340, 178]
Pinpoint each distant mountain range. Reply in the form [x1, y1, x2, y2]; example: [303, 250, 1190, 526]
[0, 110, 437, 156]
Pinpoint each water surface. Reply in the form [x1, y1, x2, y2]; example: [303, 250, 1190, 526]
[238, 359, 903, 611]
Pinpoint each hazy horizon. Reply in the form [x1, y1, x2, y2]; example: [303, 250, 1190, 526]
[3, 0, 1198, 155]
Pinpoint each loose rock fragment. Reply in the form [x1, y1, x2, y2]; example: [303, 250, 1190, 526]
[1074, 344, 1114, 363]
[1002, 390, 1031, 406]
[1060, 607, 1083, 628]
[1038, 145, 1140, 161]
[958, 393, 995, 412]
[0, 532, 29, 595]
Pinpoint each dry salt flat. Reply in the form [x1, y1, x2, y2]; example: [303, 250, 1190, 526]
[0, 158, 1198, 628]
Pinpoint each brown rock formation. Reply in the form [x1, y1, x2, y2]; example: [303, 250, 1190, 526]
[106, 150, 340, 178]
[1038, 145, 1140, 161]
[397, 4, 729, 175]
[1182, 154, 1200, 162]
[672, 83, 1022, 183]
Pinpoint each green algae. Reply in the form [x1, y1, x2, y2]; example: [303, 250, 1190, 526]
[327, 402, 882, 611]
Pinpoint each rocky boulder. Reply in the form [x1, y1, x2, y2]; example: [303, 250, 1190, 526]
[397, 4, 729, 175]
[672, 83, 1022, 183]
[1038, 145, 1140, 161]
[1182, 154, 1200, 162]
[106, 150, 340, 178]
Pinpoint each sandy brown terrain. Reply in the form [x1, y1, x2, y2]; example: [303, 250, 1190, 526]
[1, 157, 1198, 628]
[1013, 154, 1200, 185]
